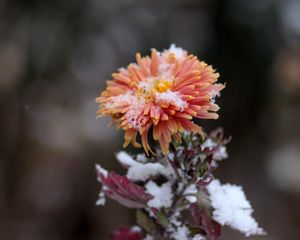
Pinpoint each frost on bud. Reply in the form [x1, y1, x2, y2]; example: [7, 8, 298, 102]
[95, 164, 153, 208]
[167, 128, 230, 186]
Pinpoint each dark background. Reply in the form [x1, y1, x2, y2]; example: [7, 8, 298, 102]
[1, 0, 300, 239]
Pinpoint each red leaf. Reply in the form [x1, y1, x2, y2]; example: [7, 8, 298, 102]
[112, 227, 142, 240]
[96, 164, 153, 208]
[190, 203, 221, 240]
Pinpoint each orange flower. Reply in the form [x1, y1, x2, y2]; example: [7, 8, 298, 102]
[96, 45, 224, 155]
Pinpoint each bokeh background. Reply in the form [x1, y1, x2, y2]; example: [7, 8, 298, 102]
[1, 0, 300, 239]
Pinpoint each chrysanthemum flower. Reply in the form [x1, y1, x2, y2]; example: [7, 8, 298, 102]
[96, 44, 224, 154]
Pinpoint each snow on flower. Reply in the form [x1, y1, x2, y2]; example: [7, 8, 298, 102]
[116, 151, 174, 181]
[167, 44, 186, 60]
[155, 90, 187, 111]
[96, 44, 224, 155]
[206, 179, 265, 237]
[145, 181, 173, 208]
[95, 164, 153, 208]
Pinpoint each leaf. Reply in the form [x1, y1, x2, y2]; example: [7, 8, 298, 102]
[136, 210, 157, 233]
[190, 203, 221, 240]
[155, 210, 169, 228]
[177, 200, 188, 210]
[201, 213, 221, 240]
[189, 227, 205, 235]
[95, 165, 153, 208]
[112, 227, 142, 240]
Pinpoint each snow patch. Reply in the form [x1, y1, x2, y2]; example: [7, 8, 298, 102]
[131, 226, 141, 232]
[104, 92, 134, 109]
[95, 164, 108, 177]
[137, 78, 155, 93]
[183, 184, 198, 203]
[202, 138, 216, 149]
[213, 146, 228, 160]
[170, 225, 190, 240]
[207, 179, 265, 237]
[145, 181, 173, 208]
[95, 164, 109, 206]
[192, 234, 206, 240]
[96, 190, 106, 206]
[136, 153, 147, 163]
[116, 151, 174, 181]
[143, 235, 154, 240]
[210, 89, 219, 103]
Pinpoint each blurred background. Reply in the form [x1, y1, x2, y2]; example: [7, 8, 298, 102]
[1, 0, 300, 239]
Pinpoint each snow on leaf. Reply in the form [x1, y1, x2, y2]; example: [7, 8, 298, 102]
[116, 151, 174, 181]
[145, 181, 173, 208]
[170, 225, 190, 240]
[206, 179, 265, 237]
[183, 184, 198, 203]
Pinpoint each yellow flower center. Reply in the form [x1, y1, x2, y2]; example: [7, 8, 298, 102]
[152, 79, 173, 93]
[136, 78, 174, 103]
